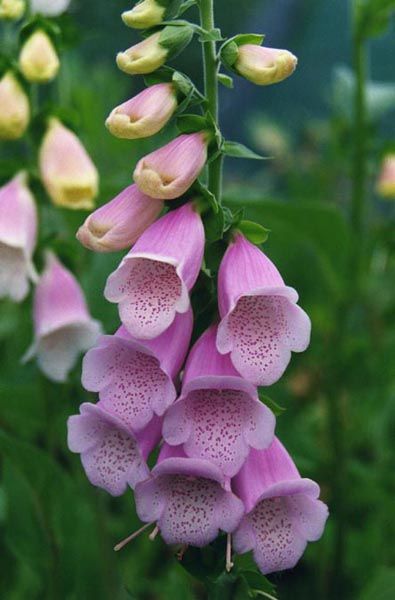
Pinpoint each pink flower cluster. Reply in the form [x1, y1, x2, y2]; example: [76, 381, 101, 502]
[68, 122, 328, 573]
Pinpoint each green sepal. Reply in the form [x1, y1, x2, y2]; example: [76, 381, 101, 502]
[19, 16, 62, 50]
[158, 23, 194, 59]
[222, 140, 267, 160]
[218, 72, 234, 88]
[238, 220, 270, 244]
[178, 0, 197, 15]
[176, 113, 209, 133]
[220, 33, 265, 68]
[198, 27, 224, 42]
[258, 391, 286, 417]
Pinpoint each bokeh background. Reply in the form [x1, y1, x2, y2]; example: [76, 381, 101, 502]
[1, 1, 395, 599]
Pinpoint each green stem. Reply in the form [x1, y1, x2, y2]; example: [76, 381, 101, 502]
[199, 0, 223, 202]
[351, 33, 368, 286]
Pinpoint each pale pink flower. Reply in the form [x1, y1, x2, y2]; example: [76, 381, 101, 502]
[235, 44, 297, 86]
[0, 172, 37, 302]
[163, 325, 275, 477]
[377, 153, 395, 200]
[233, 438, 328, 575]
[217, 234, 311, 386]
[105, 203, 204, 339]
[81, 309, 193, 431]
[24, 252, 101, 382]
[133, 133, 208, 200]
[106, 83, 177, 140]
[68, 403, 162, 495]
[76, 184, 163, 252]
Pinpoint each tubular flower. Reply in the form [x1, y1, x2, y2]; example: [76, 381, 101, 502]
[19, 30, 60, 84]
[116, 32, 167, 76]
[76, 184, 164, 253]
[24, 252, 101, 382]
[81, 309, 193, 431]
[122, 0, 166, 29]
[0, 71, 30, 140]
[233, 438, 328, 575]
[235, 44, 297, 86]
[105, 83, 178, 140]
[134, 443, 245, 547]
[163, 325, 275, 478]
[134, 133, 208, 200]
[30, 0, 71, 16]
[67, 403, 162, 495]
[376, 153, 395, 200]
[39, 118, 99, 210]
[0, 173, 37, 302]
[216, 233, 311, 386]
[105, 202, 204, 339]
[0, 0, 25, 19]
[116, 25, 193, 76]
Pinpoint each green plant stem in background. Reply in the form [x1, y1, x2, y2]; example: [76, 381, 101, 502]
[351, 33, 368, 286]
[199, 0, 223, 203]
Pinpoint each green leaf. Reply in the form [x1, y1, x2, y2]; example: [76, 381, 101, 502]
[238, 220, 270, 244]
[218, 73, 234, 88]
[360, 567, 395, 600]
[172, 70, 193, 96]
[203, 205, 225, 243]
[222, 141, 266, 160]
[354, 0, 395, 38]
[178, 0, 197, 16]
[176, 113, 208, 133]
[258, 392, 286, 417]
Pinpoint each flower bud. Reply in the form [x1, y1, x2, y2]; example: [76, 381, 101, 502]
[235, 44, 297, 86]
[116, 24, 193, 76]
[30, 0, 71, 16]
[377, 154, 395, 200]
[0, 71, 30, 140]
[19, 30, 60, 84]
[122, 0, 166, 30]
[0, 0, 25, 19]
[106, 83, 177, 140]
[133, 132, 208, 200]
[77, 183, 164, 252]
[39, 118, 99, 210]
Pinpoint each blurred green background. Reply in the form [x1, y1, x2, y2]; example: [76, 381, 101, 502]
[1, 1, 395, 599]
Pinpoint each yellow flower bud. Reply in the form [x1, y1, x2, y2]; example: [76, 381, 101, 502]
[122, 0, 166, 30]
[39, 118, 99, 210]
[0, 71, 30, 140]
[116, 32, 168, 75]
[0, 0, 25, 20]
[19, 30, 60, 84]
[235, 44, 297, 86]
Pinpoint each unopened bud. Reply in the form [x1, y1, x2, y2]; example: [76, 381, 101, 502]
[116, 24, 193, 76]
[122, 0, 166, 29]
[0, 0, 25, 19]
[0, 71, 30, 140]
[235, 44, 297, 86]
[30, 0, 71, 16]
[106, 83, 177, 140]
[377, 154, 395, 200]
[39, 118, 99, 210]
[19, 30, 60, 84]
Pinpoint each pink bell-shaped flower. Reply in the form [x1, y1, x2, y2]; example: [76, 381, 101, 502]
[76, 184, 164, 252]
[67, 403, 162, 495]
[217, 234, 311, 386]
[24, 252, 101, 382]
[133, 133, 208, 200]
[0, 172, 37, 302]
[105, 202, 204, 339]
[163, 325, 275, 478]
[82, 309, 193, 431]
[134, 443, 244, 547]
[233, 438, 328, 575]
[106, 83, 177, 140]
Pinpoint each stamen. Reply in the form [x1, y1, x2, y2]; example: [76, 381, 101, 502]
[176, 544, 188, 561]
[226, 533, 234, 572]
[113, 522, 153, 552]
[149, 525, 159, 541]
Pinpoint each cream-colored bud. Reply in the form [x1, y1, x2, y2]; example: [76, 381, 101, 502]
[116, 32, 168, 75]
[122, 0, 165, 29]
[0, 0, 25, 20]
[235, 44, 297, 86]
[0, 71, 30, 140]
[19, 30, 60, 84]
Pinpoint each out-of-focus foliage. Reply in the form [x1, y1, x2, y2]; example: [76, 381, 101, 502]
[1, 1, 395, 599]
